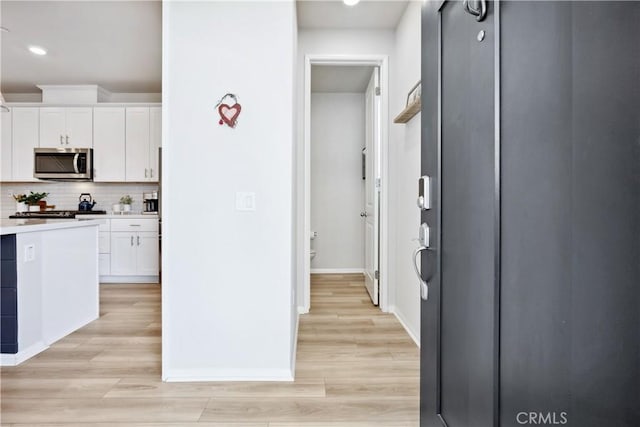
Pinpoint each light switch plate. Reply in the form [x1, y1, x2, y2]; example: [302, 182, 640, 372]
[24, 244, 35, 262]
[235, 192, 256, 211]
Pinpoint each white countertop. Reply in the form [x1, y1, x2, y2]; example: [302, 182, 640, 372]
[0, 218, 104, 235]
[81, 213, 159, 219]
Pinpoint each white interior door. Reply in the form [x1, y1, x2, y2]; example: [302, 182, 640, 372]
[364, 68, 380, 305]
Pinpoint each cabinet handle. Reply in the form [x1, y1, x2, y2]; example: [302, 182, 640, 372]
[130, 236, 134, 246]
[150, 168, 154, 178]
[66, 135, 69, 145]
[145, 168, 148, 178]
[60, 135, 64, 145]
[129, 224, 141, 227]
[137, 236, 141, 246]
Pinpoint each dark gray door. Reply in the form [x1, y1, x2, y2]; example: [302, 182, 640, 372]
[420, 1, 639, 426]
[439, 1, 497, 426]
[421, 1, 498, 426]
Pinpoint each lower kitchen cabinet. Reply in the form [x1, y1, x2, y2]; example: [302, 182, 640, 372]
[96, 218, 159, 283]
[110, 231, 158, 276]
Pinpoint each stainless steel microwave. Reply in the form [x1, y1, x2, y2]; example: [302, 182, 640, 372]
[34, 148, 93, 181]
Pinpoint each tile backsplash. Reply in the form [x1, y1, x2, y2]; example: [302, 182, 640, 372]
[0, 182, 158, 218]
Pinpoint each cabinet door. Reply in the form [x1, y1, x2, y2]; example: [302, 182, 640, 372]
[125, 107, 150, 182]
[98, 254, 111, 276]
[93, 108, 125, 181]
[149, 107, 161, 182]
[1, 110, 12, 181]
[110, 233, 137, 275]
[12, 108, 39, 181]
[39, 107, 66, 148]
[65, 108, 93, 148]
[136, 232, 159, 276]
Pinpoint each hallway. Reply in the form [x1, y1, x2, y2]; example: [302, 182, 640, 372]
[0, 276, 419, 425]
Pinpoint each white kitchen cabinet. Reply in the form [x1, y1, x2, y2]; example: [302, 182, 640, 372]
[11, 108, 39, 182]
[93, 108, 125, 181]
[149, 106, 161, 180]
[96, 219, 111, 276]
[40, 107, 92, 148]
[125, 107, 160, 182]
[109, 218, 159, 278]
[110, 233, 139, 275]
[1, 109, 12, 181]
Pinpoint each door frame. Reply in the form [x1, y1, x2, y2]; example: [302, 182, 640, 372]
[300, 54, 390, 313]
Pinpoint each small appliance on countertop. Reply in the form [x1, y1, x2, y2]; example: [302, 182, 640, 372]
[9, 210, 107, 219]
[143, 192, 159, 215]
[78, 193, 97, 211]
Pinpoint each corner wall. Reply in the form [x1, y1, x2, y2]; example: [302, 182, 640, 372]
[389, 1, 422, 344]
[162, 1, 296, 381]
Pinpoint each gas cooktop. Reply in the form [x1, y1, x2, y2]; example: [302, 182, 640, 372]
[10, 210, 107, 219]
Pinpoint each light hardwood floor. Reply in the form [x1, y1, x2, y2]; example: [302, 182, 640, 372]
[0, 274, 419, 426]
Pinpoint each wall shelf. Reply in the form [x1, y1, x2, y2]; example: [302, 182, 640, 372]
[393, 98, 421, 124]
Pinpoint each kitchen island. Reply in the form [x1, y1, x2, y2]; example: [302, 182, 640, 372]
[0, 218, 103, 366]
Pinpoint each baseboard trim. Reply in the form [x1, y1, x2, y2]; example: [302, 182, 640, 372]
[0, 341, 48, 366]
[290, 310, 300, 377]
[310, 268, 364, 274]
[44, 314, 98, 346]
[100, 276, 159, 284]
[163, 368, 294, 382]
[391, 307, 420, 348]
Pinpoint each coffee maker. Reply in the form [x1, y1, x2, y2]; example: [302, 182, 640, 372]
[143, 192, 159, 214]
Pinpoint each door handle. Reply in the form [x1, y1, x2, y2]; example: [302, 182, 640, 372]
[463, 0, 487, 22]
[360, 211, 368, 218]
[413, 246, 433, 300]
[73, 153, 80, 173]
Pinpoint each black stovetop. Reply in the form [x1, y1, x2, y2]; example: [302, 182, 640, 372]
[10, 210, 107, 219]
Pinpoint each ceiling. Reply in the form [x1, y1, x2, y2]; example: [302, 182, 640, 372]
[1, 1, 162, 94]
[311, 65, 374, 93]
[1, 0, 408, 95]
[297, 0, 409, 30]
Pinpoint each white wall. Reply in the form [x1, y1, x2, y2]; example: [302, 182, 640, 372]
[310, 92, 365, 272]
[0, 182, 157, 218]
[389, 1, 422, 345]
[162, 1, 296, 381]
[296, 29, 395, 308]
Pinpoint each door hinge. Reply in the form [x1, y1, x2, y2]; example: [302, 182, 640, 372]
[375, 87, 381, 96]
[375, 270, 379, 280]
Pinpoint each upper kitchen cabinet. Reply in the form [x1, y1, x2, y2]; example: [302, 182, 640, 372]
[93, 108, 126, 182]
[149, 107, 161, 181]
[40, 107, 93, 148]
[125, 107, 161, 182]
[1, 109, 12, 181]
[11, 108, 39, 182]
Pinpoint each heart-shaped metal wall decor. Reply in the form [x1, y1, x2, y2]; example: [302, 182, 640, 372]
[216, 93, 242, 128]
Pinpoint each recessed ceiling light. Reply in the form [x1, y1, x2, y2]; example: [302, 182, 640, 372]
[28, 46, 47, 56]
[343, 0, 360, 5]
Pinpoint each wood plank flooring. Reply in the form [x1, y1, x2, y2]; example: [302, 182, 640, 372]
[0, 274, 419, 426]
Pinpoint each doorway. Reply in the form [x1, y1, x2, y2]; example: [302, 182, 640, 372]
[301, 55, 390, 313]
